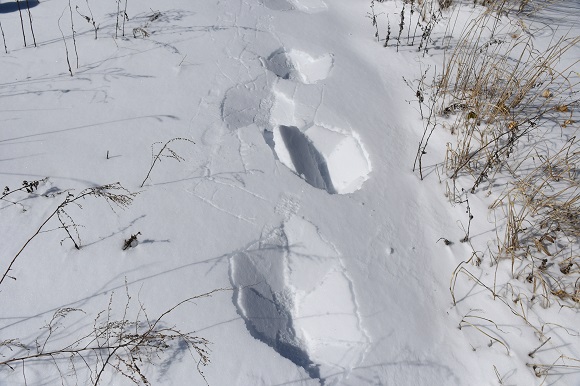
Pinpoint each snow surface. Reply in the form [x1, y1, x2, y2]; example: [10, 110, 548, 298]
[0, 0, 578, 385]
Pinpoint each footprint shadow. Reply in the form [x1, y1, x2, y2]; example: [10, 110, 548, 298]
[278, 125, 336, 194]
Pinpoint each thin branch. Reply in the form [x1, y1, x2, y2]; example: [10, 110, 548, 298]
[140, 138, 195, 188]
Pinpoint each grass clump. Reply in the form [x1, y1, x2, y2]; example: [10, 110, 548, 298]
[0, 284, 223, 385]
[411, 1, 580, 379]
[435, 5, 579, 295]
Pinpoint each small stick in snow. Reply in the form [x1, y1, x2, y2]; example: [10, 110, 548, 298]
[115, 0, 121, 39]
[58, 7, 73, 76]
[25, 0, 37, 47]
[68, 0, 79, 68]
[0, 21, 8, 53]
[528, 337, 551, 358]
[122, 0, 129, 37]
[15, 0, 27, 47]
[141, 138, 195, 188]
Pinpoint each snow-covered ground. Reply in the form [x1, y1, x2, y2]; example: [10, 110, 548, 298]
[1, 0, 578, 385]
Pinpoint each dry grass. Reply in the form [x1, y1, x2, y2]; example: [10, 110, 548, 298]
[437, 4, 579, 300]
[432, 1, 580, 380]
[439, 6, 579, 193]
[491, 137, 579, 307]
[0, 285, 226, 385]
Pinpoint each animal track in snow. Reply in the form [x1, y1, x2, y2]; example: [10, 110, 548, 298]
[271, 124, 372, 194]
[274, 193, 301, 221]
[264, 48, 334, 84]
[229, 217, 369, 384]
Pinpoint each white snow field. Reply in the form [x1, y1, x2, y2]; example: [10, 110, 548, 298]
[0, 0, 579, 385]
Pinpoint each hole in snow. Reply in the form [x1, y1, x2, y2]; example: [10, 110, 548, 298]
[229, 218, 369, 384]
[264, 49, 294, 80]
[286, 50, 333, 84]
[263, 49, 333, 84]
[276, 125, 336, 194]
[271, 125, 371, 194]
[230, 229, 321, 382]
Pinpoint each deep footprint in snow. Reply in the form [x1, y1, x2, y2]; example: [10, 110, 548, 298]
[271, 125, 372, 194]
[221, 49, 332, 131]
[263, 48, 334, 84]
[230, 226, 321, 381]
[276, 125, 335, 193]
[229, 217, 369, 384]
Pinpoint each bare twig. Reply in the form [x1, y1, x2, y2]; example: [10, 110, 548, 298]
[115, 0, 121, 39]
[57, 7, 73, 76]
[140, 138, 195, 188]
[122, 0, 129, 37]
[76, 1, 99, 39]
[25, 0, 36, 47]
[0, 183, 137, 286]
[0, 21, 7, 53]
[68, 0, 79, 68]
[0, 288, 230, 385]
[15, 0, 27, 47]
[528, 336, 551, 358]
